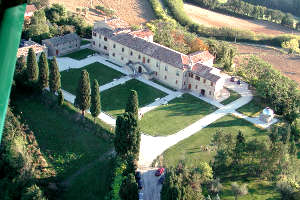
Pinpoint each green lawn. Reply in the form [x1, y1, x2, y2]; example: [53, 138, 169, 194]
[102, 79, 167, 117]
[61, 62, 124, 94]
[62, 159, 113, 200]
[220, 178, 280, 200]
[140, 94, 217, 136]
[221, 89, 241, 105]
[14, 95, 113, 182]
[80, 40, 90, 46]
[163, 115, 268, 167]
[237, 98, 265, 117]
[63, 48, 97, 60]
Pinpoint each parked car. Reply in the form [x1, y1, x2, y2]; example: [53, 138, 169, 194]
[230, 76, 236, 82]
[138, 179, 143, 189]
[135, 171, 141, 180]
[155, 168, 165, 176]
[159, 175, 165, 184]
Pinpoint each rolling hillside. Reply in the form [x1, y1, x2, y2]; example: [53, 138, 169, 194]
[49, 0, 155, 25]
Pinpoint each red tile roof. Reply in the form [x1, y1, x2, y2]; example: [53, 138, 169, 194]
[25, 4, 37, 14]
[188, 50, 214, 64]
[181, 55, 190, 65]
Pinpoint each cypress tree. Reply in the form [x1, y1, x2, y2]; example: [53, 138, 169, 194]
[125, 90, 139, 118]
[90, 79, 101, 122]
[26, 48, 39, 83]
[74, 70, 91, 116]
[49, 57, 61, 94]
[14, 55, 27, 84]
[37, 52, 49, 91]
[58, 89, 64, 106]
[119, 173, 138, 200]
[114, 112, 140, 158]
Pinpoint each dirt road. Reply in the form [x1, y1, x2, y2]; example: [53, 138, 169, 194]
[139, 167, 162, 200]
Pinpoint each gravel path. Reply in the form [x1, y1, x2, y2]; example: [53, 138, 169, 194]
[139, 167, 162, 200]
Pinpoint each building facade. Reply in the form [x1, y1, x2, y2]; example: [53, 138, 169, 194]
[42, 33, 81, 56]
[92, 18, 225, 100]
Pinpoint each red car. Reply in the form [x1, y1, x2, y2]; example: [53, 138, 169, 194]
[155, 168, 165, 176]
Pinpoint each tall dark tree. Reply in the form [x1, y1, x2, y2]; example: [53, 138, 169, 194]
[37, 52, 49, 91]
[14, 55, 27, 84]
[119, 173, 138, 200]
[114, 112, 140, 158]
[58, 89, 64, 106]
[233, 131, 246, 167]
[74, 70, 91, 116]
[49, 57, 61, 94]
[125, 90, 139, 118]
[26, 48, 39, 84]
[90, 79, 101, 122]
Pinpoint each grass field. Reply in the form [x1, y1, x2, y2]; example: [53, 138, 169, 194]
[63, 48, 97, 60]
[162, 115, 268, 167]
[221, 89, 241, 105]
[184, 3, 299, 35]
[80, 40, 90, 46]
[102, 79, 167, 117]
[140, 94, 217, 136]
[61, 62, 124, 94]
[237, 98, 265, 117]
[14, 95, 113, 199]
[14, 95, 113, 181]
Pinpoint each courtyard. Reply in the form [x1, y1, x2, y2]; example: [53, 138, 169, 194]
[61, 62, 125, 94]
[140, 94, 217, 136]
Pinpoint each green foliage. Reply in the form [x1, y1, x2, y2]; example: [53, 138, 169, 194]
[90, 79, 101, 120]
[231, 182, 248, 200]
[125, 90, 139, 118]
[161, 164, 206, 200]
[282, 38, 300, 54]
[148, 0, 172, 21]
[238, 56, 300, 122]
[21, 184, 47, 200]
[45, 3, 66, 23]
[95, 5, 115, 16]
[119, 173, 138, 200]
[114, 112, 140, 159]
[74, 70, 91, 115]
[28, 0, 49, 9]
[57, 89, 64, 106]
[49, 57, 61, 94]
[26, 48, 39, 84]
[26, 10, 50, 43]
[14, 55, 27, 84]
[37, 52, 49, 91]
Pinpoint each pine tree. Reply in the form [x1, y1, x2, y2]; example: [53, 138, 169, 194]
[125, 90, 139, 118]
[74, 70, 91, 116]
[119, 173, 138, 200]
[90, 79, 101, 122]
[58, 89, 64, 106]
[14, 55, 27, 84]
[37, 52, 49, 91]
[114, 112, 140, 158]
[26, 48, 39, 84]
[49, 57, 61, 94]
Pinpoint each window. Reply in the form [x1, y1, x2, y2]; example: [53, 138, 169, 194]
[138, 55, 141, 59]
[147, 59, 150, 63]
[112, 53, 115, 57]
[130, 51, 133, 56]
[93, 32, 96, 36]
[211, 82, 214, 86]
[121, 57, 124, 60]
[184, 81, 186, 85]
[176, 71, 179, 76]
[92, 41, 95, 45]
[156, 62, 160, 68]
[164, 75, 167, 80]
[195, 76, 200, 81]
[203, 79, 206, 84]
[195, 85, 198, 89]
[122, 48, 124, 52]
[113, 44, 116, 48]
[99, 43, 101, 47]
[155, 72, 158, 76]
[104, 37, 107, 41]
[104, 46, 107, 50]
[176, 80, 178, 84]
[191, 73, 194, 78]
[165, 66, 168, 71]
[209, 91, 212, 95]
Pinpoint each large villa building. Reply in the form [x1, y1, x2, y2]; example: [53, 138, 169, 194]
[92, 18, 225, 100]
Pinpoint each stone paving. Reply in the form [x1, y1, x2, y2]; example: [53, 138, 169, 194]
[55, 51, 279, 167]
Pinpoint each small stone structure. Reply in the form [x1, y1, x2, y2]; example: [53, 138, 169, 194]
[259, 107, 274, 123]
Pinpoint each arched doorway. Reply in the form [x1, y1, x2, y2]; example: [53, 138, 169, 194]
[138, 66, 142, 73]
[201, 89, 205, 96]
